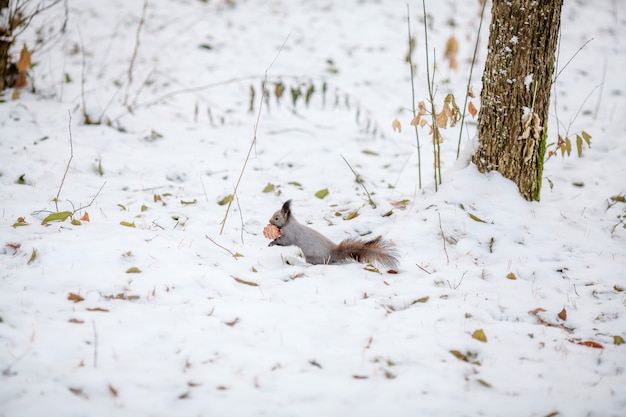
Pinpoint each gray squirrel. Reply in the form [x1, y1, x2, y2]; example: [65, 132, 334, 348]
[266, 200, 398, 270]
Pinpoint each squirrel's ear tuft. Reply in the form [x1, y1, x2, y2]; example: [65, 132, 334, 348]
[282, 200, 292, 216]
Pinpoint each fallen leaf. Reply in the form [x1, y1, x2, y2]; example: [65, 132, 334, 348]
[314, 188, 329, 199]
[472, 329, 487, 343]
[232, 276, 258, 286]
[575, 340, 604, 349]
[614, 335, 625, 346]
[68, 292, 84, 303]
[126, 267, 141, 273]
[224, 317, 240, 327]
[557, 308, 567, 321]
[42, 211, 73, 225]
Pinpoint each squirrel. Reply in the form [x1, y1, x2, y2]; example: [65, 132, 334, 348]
[266, 200, 399, 270]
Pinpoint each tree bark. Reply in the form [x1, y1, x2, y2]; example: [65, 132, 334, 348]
[0, 0, 11, 92]
[472, 0, 563, 201]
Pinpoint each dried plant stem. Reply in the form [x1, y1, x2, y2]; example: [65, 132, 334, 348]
[456, 0, 487, 159]
[124, 0, 147, 106]
[55, 110, 74, 212]
[341, 154, 375, 208]
[422, 0, 441, 189]
[92, 320, 98, 368]
[219, 34, 290, 235]
[406, 4, 422, 190]
[438, 212, 449, 264]
[205, 235, 238, 259]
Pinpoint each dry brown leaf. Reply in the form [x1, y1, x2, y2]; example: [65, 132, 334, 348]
[435, 111, 448, 128]
[17, 45, 31, 72]
[68, 292, 84, 303]
[80, 212, 90, 222]
[410, 114, 421, 126]
[468, 101, 478, 118]
[557, 308, 567, 321]
[391, 118, 402, 133]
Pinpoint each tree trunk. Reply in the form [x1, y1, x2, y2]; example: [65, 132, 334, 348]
[0, 0, 11, 92]
[472, 0, 563, 201]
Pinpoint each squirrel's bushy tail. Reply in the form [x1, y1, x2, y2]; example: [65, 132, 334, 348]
[334, 238, 399, 270]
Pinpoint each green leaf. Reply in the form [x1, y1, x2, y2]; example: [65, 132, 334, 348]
[181, 199, 197, 205]
[199, 43, 213, 50]
[472, 329, 487, 343]
[576, 135, 583, 157]
[42, 211, 73, 225]
[362, 149, 379, 156]
[16, 174, 27, 185]
[120, 221, 136, 228]
[468, 212, 487, 223]
[141, 205, 148, 212]
[614, 335, 625, 346]
[71, 219, 82, 226]
[314, 188, 329, 199]
[27, 248, 37, 265]
[262, 183, 275, 193]
[218, 194, 233, 205]
[126, 267, 141, 273]
[288, 181, 302, 187]
[581, 130, 592, 146]
[411, 296, 429, 304]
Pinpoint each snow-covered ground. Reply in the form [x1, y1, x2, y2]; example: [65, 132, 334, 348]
[1, 0, 625, 416]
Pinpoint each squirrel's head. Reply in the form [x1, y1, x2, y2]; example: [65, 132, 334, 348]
[269, 200, 291, 228]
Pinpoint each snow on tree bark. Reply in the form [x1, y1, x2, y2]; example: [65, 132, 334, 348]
[472, 0, 563, 201]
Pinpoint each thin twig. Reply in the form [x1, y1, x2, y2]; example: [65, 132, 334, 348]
[437, 211, 449, 264]
[78, 27, 91, 124]
[219, 33, 291, 235]
[456, 0, 487, 159]
[422, 0, 441, 189]
[205, 235, 238, 259]
[55, 110, 74, 212]
[341, 154, 375, 208]
[74, 181, 106, 213]
[124, 0, 148, 106]
[553, 38, 593, 83]
[92, 320, 98, 368]
[592, 59, 607, 120]
[406, 4, 422, 190]
[416, 264, 432, 275]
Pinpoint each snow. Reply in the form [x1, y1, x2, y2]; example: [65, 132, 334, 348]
[1, 0, 625, 416]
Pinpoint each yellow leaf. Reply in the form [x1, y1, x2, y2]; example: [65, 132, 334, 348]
[126, 267, 142, 273]
[576, 135, 583, 157]
[472, 329, 487, 343]
[506, 272, 516, 280]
